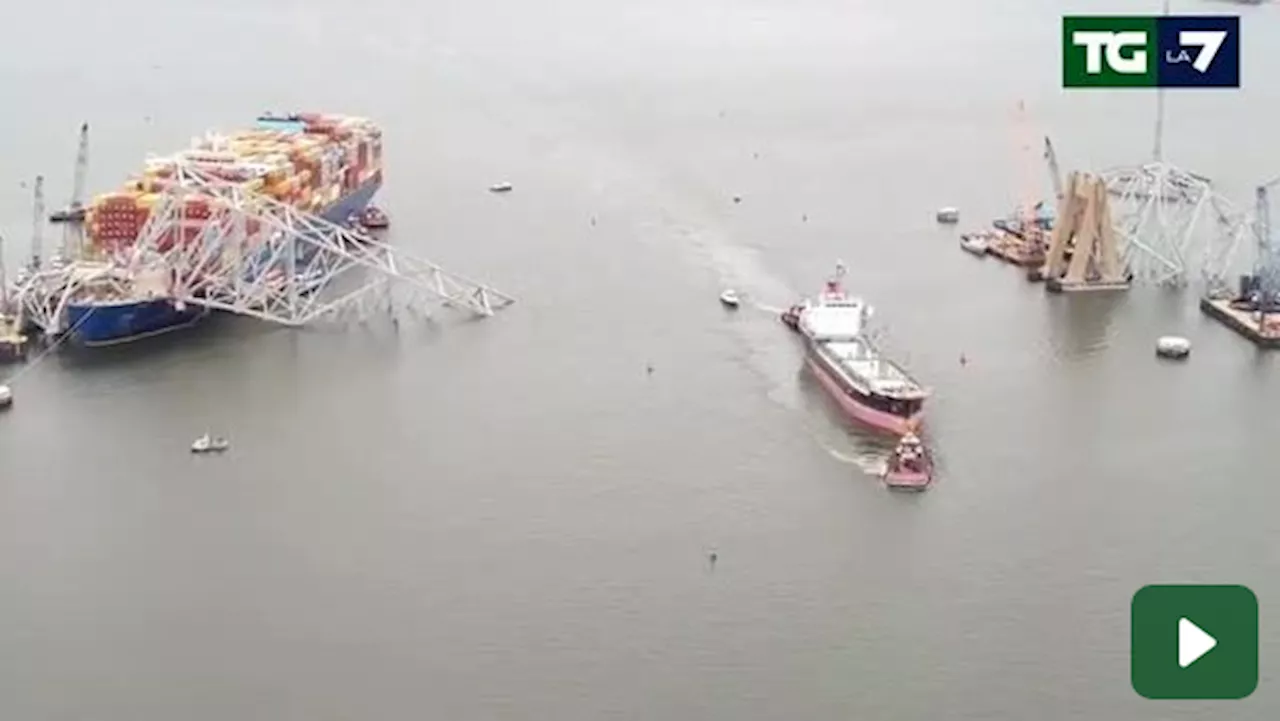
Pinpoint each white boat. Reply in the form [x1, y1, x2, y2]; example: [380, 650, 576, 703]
[936, 207, 960, 224]
[191, 433, 229, 453]
[959, 233, 989, 256]
[796, 262, 873, 341]
[1156, 336, 1191, 359]
[489, 182, 513, 193]
[0, 384, 11, 409]
[719, 289, 741, 308]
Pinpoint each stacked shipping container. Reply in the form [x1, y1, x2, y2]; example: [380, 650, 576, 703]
[85, 113, 383, 253]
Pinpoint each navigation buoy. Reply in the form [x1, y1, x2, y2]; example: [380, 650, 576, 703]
[1156, 336, 1191, 360]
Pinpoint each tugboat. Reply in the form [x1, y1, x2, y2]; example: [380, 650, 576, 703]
[781, 303, 803, 330]
[361, 206, 389, 229]
[882, 432, 933, 490]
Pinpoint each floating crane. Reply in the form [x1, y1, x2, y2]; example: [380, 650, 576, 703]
[49, 123, 89, 224]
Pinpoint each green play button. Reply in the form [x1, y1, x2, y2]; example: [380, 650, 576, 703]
[1131, 584, 1258, 699]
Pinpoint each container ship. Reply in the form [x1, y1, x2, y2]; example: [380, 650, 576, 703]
[65, 112, 384, 346]
[791, 264, 929, 435]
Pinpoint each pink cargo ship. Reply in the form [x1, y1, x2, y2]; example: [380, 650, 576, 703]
[795, 264, 928, 436]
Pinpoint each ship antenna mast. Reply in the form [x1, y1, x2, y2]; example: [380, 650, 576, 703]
[1152, 0, 1170, 161]
[31, 175, 45, 270]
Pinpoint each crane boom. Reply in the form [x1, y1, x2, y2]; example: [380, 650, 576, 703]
[70, 122, 88, 213]
[1251, 175, 1280, 319]
[1258, 185, 1270, 276]
[1043, 136, 1064, 202]
[49, 123, 89, 224]
[0, 232, 7, 309]
[31, 176, 45, 270]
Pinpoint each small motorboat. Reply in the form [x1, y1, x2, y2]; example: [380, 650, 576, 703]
[719, 289, 741, 308]
[1156, 335, 1191, 360]
[959, 233, 989, 257]
[0, 384, 12, 409]
[361, 206, 389, 229]
[780, 303, 804, 331]
[936, 206, 960, 224]
[191, 433, 230, 453]
[882, 432, 933, 491]
[489, 182, 513, 193]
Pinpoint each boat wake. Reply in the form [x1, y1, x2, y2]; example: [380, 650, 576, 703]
[820, 442, 887, 476]
[699, 240, 796, 311]
[752, 302, 787, 315]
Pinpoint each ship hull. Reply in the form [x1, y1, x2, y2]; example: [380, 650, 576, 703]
[318, 173, 381, 226]
[65, 299, 207, 347]
[882, 469, 932, 491]
[804, 353, 923, 436]
[65, 174, 382, 347]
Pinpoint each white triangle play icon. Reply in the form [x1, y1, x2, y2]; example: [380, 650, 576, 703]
[1179, 617, 1217, 668]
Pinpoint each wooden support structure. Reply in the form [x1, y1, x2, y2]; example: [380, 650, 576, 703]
[1039, 172, 1130, 293]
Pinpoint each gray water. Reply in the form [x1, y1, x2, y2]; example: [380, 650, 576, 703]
[2, 0, 1280, 718]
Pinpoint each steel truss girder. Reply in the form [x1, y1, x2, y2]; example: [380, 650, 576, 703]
[1099, 161, 1241, 288]
[114, 162, 514, 327]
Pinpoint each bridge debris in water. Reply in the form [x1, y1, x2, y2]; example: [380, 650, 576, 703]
[6, 162, 515, 342]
